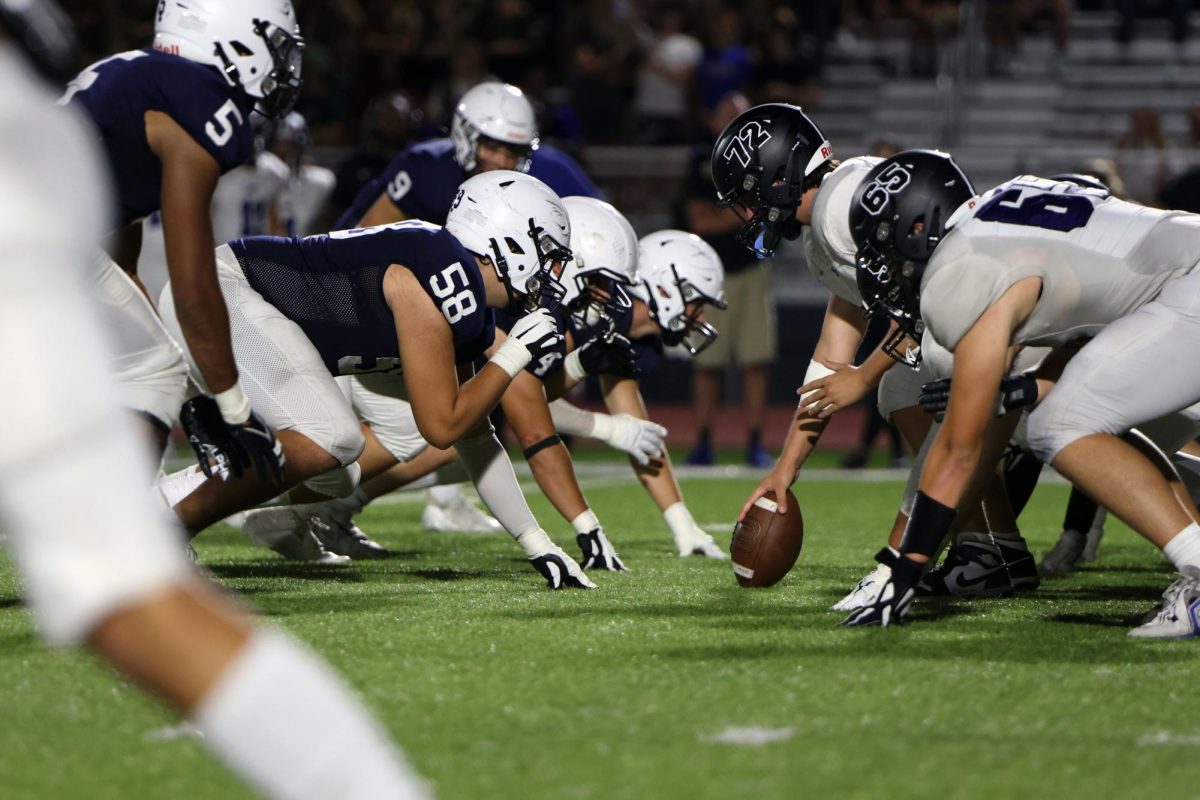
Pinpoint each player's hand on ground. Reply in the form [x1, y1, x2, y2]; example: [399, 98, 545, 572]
[577, 526, 628, 571]
[603, 413, 666, 465]
[528, 544, 598, 589]
[738, 466, 793, 522]
[797, 361, 870, 418]
[181, 395, 286, 485]
[673, 519, 727, 559]
[509, 308, 563, 363]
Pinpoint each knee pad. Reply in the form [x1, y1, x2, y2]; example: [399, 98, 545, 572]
[303, 462, 361, 500]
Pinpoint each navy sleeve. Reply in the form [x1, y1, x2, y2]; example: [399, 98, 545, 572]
[158, 62, 254, 173]
[529, 146, 603, 200]
[410, 228, 495, 365]
[377, 149, 431, 220]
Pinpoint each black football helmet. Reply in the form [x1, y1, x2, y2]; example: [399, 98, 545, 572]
[711, 103, 832, 258]
[1048, 173, 1111, 193]
[0, 0, 77, 82]
[848, 150, 975, 366]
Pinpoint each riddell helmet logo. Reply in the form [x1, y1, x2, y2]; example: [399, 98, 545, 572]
[155, 43, 181, 55]
[723, 121, 772, 168]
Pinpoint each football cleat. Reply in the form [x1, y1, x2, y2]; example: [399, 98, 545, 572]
[242, 507, 351, 565]
[310, 514, 388, 560]
[1128, 567, 1200, 639]
[576, 527, 627, 572]
[832, 547, 898, 611]
[841, 572, 915, 627]
[421, 495, 504, 534]
[528, 546, 597, 590]
[917, 532, 1039, 598]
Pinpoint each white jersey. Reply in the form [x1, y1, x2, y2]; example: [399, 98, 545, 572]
[276, 164, 335, 236]
[802, 156, 881, 305]
[922, 175, 1200, 351]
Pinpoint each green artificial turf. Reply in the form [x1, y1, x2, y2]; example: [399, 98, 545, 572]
[0, 474, 1195, 800]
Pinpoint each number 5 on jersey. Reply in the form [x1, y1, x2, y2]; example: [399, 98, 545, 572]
[430, 262, 478, 324]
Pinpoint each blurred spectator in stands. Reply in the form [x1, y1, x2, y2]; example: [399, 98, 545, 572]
[984, 0, 1071, 77]
[793, 0, 841, 83]
[1155, 105, 1200, 212]
[565, 0, 636, 144]
[1115, 106, 1178, 206]
[1116, 0, 1189, 54]
[696, 7, 754, 110]
[756, 4, 822, 107]
[839, 0, 894, 44]
[1078, 157, 1130, 200]
[870, 136, 903, 158]
[678, 91, 778, 467]
[426, 40, 499, 130]
[477, 0, 548, 85]
[631, 2, 702, 145]
[901, 0, 960, 77]
[332, 92, 422, 219]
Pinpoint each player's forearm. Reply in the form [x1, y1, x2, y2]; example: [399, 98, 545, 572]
[170, 270, 238, 393]
[526, 445, 589, 521]
[775, 413, 827, 479]
[599, 376, 683, 509]
[416, 366, 511, 449]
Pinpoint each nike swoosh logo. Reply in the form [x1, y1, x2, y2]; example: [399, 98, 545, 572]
[952, 564, 1008, 588]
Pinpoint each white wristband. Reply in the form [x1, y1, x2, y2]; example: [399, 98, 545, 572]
[490, 337, 532, 379]
[799, 359, 836, 402]
[663, 501, 696, 539]
[589, 411, 616, 444]
[214, 383, 251, 425]
[564, 349, 588, 382]
[514, 525, 554, 558]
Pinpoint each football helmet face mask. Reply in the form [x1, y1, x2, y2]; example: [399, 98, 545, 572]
[451, 82, 539, 173]
[711, 103, 832, 258]
[445, 171, 570, 315]
[638, 230, 727, 355]
[560, 197, 640, 326]
[154, 0, 304, 119]
[848, 149, 976, 366]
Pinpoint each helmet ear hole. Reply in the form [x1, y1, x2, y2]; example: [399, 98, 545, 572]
[504, 237, 525, 255]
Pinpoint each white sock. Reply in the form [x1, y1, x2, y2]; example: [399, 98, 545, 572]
[426, 484, 464, 508]
[193, 630, 429, 800]
[570, 508, 600, 535]
[1163, 522, 1200, 572]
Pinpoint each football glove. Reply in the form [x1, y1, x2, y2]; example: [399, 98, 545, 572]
[576, 527, 628, 572]
[592, 413, 667, 466]
[528, 544, 598, 589]
[919, 373, 1038, 422]
[509, 309, 564, 363]
[570, 329, 643, 379]
[181, 395, 286, 485]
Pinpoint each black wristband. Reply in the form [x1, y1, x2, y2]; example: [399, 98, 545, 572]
[522, 434, 563, 460]
[899, 491, 957, 559]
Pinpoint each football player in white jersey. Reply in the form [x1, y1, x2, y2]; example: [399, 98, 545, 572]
[0, 5, 428, 796]
[844, 150, 1200, 636]
[712, 105, 1038, 609]
[267, 110, 337, 236]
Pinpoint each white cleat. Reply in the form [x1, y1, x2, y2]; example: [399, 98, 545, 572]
[1128, 567, 1200, 639]
[674, 525, 727, 559]
[833, 553, 895, 612]
[1039, 529, 1087, 577]
[421, 498, 503, 534]
[311, 514, 388, 559]
[242, 507, 352, 565]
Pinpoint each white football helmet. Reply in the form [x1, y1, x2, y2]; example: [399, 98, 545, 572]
[450, 82, 539, 173]
[154, 0, 304, 119]
[637, 230, 727, 355]
[445, 171, 571, 312]
[560, 197, 639, 321]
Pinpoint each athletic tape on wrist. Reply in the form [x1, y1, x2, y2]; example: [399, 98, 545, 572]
[490, 337, 532, 379]
[564, 350, 587, 382]
[522, 434, 562, 460]
[799, 359, 836, 401]
[214, 383, 252, 425]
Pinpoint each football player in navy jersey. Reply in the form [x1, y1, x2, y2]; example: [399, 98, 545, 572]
[0, 5, 428, 797]
[62, 0, 302, 483]
[157, 171, 599, 589]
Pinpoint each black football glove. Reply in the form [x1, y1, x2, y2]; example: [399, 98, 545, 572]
[575, 325, 643, 379]
[919, 373, 1039, 422]
[181, 395, 286, 486]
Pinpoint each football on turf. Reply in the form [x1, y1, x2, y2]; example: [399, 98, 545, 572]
[730, 489, 804, 588]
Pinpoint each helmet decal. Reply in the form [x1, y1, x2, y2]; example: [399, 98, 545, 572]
[858, 162, 912, 216]
[722, 120, 772, 168]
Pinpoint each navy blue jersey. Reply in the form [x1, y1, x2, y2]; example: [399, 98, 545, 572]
[64, 49, 255, 227]
[231, 221, 495, 375]
[336, 138, 603, 229]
